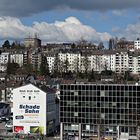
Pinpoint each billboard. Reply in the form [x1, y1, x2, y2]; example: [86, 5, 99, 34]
[15, 103, 41, 124]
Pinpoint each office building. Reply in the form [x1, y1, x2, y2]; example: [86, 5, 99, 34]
[60, 84, 140, 140]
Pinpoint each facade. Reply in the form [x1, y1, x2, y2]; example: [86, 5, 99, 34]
[12, 84, 59, 135]
[58, 50, 81, 72]
[10, 53, 24, 67]
[115, 51, 129, 73]
[30, 51, 42, 71]
[60, 84, 140, 140]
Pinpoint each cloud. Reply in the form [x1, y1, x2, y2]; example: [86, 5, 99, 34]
[0, 0, 140, 17]
[112, 10, 126, 16]
[0, 16, 111, 43]
[118, 23, 140, 40]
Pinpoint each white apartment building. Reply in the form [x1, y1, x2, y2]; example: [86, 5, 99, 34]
[0, 52, 9, 72]
[128, 52, 140, 74]
[0, 52, 9, 64]
[102, 53, 116, 72]
[46, 53, 55, 73]
[10, 53, 24, 67]
[47, 50, 119, 74]
[46, 49, 140, 75]
[134, 38, 140, 50]
[58, 50, 81, 72]
[115, 51, 129, 73]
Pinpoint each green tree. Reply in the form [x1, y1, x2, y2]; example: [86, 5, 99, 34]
[7, 62, 19, 74]
[2, 40, 11, 49]
[63, 57, 69, 73]
[83, 54, 90, 75]
[97, 42, 104, 50]
[52, 54, 61, 76]
[23, 64, 33, 74]
[73, 56, 80, 73]
[40, 56, 49, 76]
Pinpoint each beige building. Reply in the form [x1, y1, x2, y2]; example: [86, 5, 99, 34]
[24, 37, 41, 48]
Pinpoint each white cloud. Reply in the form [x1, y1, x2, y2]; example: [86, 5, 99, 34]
[119, 23, 140, 40]
[112, 10, 126, 16]
[0, 16, 111, 43]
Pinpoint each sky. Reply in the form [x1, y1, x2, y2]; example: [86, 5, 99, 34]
[0, 0, 140, 45]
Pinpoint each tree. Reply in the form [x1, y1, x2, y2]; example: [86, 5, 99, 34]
[7, 62, 19, 74]
[23, 64, 33, 74]
[63, 57, 69, 73]
[73, 56, 80, 73]
[39, 55, 49, 76]
[2, 40, 10, 49]
[83, 54, 90, 75]
[88, 69, 96, 81]
[98, 42, 104, 50]
[52, 54, 63, 77]
[109, 38, 115, 50]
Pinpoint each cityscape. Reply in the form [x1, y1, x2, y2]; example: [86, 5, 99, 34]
[0, 0, 140, 140]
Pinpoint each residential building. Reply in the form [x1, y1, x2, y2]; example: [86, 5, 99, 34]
[115, 50, 129, 73]
[10, 53, 24, 67]
[30, 51, 42, 71]
[60, 84, 140, 140]
[46, 53, 55, 73]
[12, 84, 59, 135]
[58, 49, 81, 72]
[134, 38, 140, 50]
[0, 52, 9, 64]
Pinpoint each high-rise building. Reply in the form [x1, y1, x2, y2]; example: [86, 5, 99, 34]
[60, 84, 140, 140]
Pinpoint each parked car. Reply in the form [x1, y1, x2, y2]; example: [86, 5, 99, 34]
[0, 116, 10, 122]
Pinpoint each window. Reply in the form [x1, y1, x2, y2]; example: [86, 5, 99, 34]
[100, 91, 105, 97]
[74, 91, 78, 96]
[74, 112, 78, 117]
[29, 96, 31, 100]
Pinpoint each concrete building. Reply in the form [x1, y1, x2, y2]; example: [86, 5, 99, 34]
[12, 84, 59, 135]
[60, 84, 140, 140]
